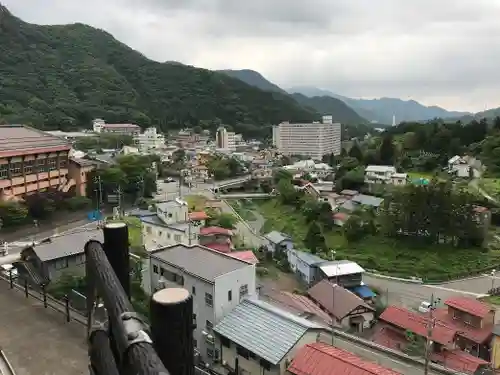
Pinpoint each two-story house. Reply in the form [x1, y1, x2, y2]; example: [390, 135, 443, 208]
[214, 298, 328, 375]
[365, 165, 407, 186]
[198, 226, 234, 253]
[140, 198, 205, 251]
[287, 250, 325, 285]
[144, 244, 257, 362]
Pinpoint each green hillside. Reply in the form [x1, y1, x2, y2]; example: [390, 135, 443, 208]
[0, 5, 317, 138]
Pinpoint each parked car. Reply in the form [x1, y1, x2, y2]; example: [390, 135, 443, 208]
[418, 301, 431, 314]
[164, 177, 175, 183]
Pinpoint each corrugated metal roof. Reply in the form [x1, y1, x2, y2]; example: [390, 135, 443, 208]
[214, 298, 325, 365]
[292, 250, 325, 267]
[151, 244, 250, 282]
[29, 223, 102, 262]
[264, 231, 291, 245]
[351, 194, 384, 207]
[318, 260, 365, 277]
[288, 342, 402, 375]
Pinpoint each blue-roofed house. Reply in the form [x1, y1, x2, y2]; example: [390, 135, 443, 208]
[264, 231, 294, 254]
[287, 250, 326, 285]
[214, 298, 328, 375]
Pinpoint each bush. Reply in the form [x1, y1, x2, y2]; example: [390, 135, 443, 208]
[0, 201, 29, 227]
[65, 196, 92, 210]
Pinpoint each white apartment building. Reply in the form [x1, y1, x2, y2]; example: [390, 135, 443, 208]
[140, 198, 203, 251]
[145, 244, 257, 361]
[216, 127, 236, 151]
[272, 115, 341, 160]
[92, 118, 141, 136]
[134, 127, 165, 152]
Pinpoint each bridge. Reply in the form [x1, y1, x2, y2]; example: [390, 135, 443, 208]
[214, 175, 252, 190]
[217, 193, 272, 199]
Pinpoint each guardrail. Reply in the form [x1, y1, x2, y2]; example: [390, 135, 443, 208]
[0, 349, 16, 375]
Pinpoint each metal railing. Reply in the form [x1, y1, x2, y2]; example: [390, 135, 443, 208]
[0, 349, 16, 375]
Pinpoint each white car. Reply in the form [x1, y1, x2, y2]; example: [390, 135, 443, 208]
[418, 301, 432, 314]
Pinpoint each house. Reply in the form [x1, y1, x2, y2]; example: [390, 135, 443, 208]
[287, 250, 325, 285]
[307, 280, 375, 331]
[262, 291, 331, 326]
[140, 198, 206, 250]
[228, 251, 259, 265]
[374, 300, 494, 374]
[213, 298, 328, 375]
[448, 155, 482, 178]
[491, 324, 500, 370]
[192, 164, 209, 181]
[199, 226, 234, 253]
[315, 260, 365, 288]
[15, 223, 102, 284]
[288, 342, 402, 375]
[144, 243, 257, 362]
[332, 212, 350, 227]
[264, 231, 293, 254]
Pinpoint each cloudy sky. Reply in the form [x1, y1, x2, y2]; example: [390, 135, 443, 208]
[4, 0, 500, 112]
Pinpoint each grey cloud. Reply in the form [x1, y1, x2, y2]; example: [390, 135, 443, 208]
[3, 0, 500, 111]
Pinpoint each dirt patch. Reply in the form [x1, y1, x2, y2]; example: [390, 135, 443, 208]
[258, 265, 304, 296]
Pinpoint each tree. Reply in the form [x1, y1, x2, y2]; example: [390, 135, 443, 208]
[211, 212, 238, 229]
[304, 222, 326, 254]
[273, 169, 293, 184]
[343, 214, 365, 242]
[494, 116, 500, 132]
[0, 202, 29, 227]
[379, 135, 396, 165]
[348, 143, 363, 162]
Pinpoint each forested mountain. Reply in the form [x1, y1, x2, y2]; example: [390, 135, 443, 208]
[217, 69, 287, 94]
[290, 93, 367, 124]
[288, 86, 471, 124]
[0, 5, 317, 139]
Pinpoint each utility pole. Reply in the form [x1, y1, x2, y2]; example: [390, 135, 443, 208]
[116, 185, 123, 218]
[93, 175, 103, 223]
[136, 175, 145, 200]
[330, 250, 336, 346]
[178, 171, 183, 198]
[424, 294, 435, 375]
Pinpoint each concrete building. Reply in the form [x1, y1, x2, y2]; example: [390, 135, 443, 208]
[145, 244, 257, 361]
[216, 127, 236, 151]
[272, 115, 341, 160]
[214, 298, 327, 375]
[364, 165, 407, 186]
[134, 127, 165, 152]
[92, 118, 140, 136]
[0, 125, 94, 201]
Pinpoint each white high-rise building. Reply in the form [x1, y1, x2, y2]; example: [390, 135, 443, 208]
[215, 126, 236, 151]
[272, 115, 341, 159]
[134, 127, 165, 152]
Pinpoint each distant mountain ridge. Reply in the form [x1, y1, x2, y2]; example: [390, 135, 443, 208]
[217, 70, 367, 124]
[287, 86, 472, 124]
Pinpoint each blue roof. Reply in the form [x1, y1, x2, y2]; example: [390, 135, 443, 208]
[351, 285, 375, 298]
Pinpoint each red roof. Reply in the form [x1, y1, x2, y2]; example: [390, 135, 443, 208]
[203, 243, 232, 253]
[371, 325, 408, 351]
[444, 296, 493, 318]
[333, 212, 349, 221]
[433, 308, 493, 344]
[379, 306, 456, 345]
[265, 291, 331, 325]
[189, 211, 209, 221]
[228, 251, 259, 264]
[288, 343, 402, 375]
[199, 226, 233, 236]
[430, 350, 488, 374]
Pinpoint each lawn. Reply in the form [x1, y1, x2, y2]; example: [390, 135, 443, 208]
[480, 295, 500, 306]
[479, 178, 500, 198]
[185, 194, 207, 211]
[254, 199, 500, 281]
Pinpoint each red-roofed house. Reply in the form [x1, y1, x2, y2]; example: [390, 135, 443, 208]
[199, 226, 234, 253]
[430, 349, 489, 375]
[188, 211, 209, 222]
[288, 342, 402, 375]
[229, 251, 259, 264]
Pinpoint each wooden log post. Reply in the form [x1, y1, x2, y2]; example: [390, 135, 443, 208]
[89, 329, 120, 375]
[85, 240, 169, 375]
[103, 222, 130, 299]
[150, 288, 194, 375]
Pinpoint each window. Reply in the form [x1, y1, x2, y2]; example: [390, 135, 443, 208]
[206, 320, 213, 331]
[236, 345, 250, 359]
[153, 265, 158, 274]
[228, 290, 232, 301]
[23, 159, 35, 174]
[36, 158, 47, 172]
[239, 284, 248, 298]
[0, 164, 7, 179]
[174, 234, 181, 242]
[59, 158, 67, 168]
[220, 336, 231, 348]
[260, 359, 272, 371]
[205, 292, 213, 307]
[54, 258, 68, 270]
[193, 339, 197, 348]
[48, 158, 57, 171]
[160, 267, 165, 276]
[192, 286, 196, 295]
[207, 348, 214, 358]
[158, 231, 162, 237]
[168, 213, 173, 218]
[146, 226, 152, 234]
[9, 162, 22, 177]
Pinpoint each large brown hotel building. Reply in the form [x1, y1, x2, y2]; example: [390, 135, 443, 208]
[0, 125, 94, 201]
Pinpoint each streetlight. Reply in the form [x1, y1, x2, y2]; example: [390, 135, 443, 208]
[491, 269, 497, 292]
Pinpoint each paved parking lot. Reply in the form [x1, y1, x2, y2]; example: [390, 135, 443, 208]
[0, 281, 87, 375]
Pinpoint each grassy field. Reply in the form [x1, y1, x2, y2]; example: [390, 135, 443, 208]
[254, 199, 500, 281]
[479, 178, 500, 198]
[480, 295, 500, 306]
[107, 216, 142, 248]
[229, 200, 256, 221]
